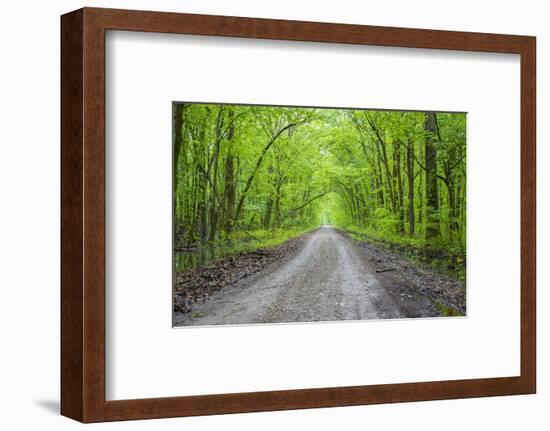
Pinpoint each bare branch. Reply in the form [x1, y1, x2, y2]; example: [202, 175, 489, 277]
[291, 191, 329, 211]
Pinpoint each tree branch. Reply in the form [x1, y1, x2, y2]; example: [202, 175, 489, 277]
[291, 191, 329, 211]
[233, 118, 309, 223]
[196, 163, 223, 206]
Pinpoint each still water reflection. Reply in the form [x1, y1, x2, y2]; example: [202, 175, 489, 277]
[174, 240, 256, 272]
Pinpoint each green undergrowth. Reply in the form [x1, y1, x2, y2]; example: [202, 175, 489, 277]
[338, 224, 466, 283]
[174, 226, 316, 272]
[429, 299, 464, 317]
[219, 226, 316, 250]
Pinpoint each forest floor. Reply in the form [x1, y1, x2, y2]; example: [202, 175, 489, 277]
[173, 226, 465, 326]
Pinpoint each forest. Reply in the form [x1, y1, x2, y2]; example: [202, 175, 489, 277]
[173, 103, 466, 272]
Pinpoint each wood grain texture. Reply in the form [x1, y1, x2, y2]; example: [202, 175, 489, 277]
[60, 9, 84, 422]
[85, 7, 532, 53]
[82, 8, 107, 423]
[60, 7, 536, 423]
[520, 37, 536, 394]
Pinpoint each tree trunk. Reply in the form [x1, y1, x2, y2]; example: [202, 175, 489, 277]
[274, 176, 283, 228]
[394, 141, 405, 233]
[223, 110, 237, 234]
[406, 140, 415, 235]
[424, 112, 439, 239]
[224, 155, 235, 233]
[199, 191, 208, 244]
[173, 103, 184, 219]
[263, 196, 273, 229]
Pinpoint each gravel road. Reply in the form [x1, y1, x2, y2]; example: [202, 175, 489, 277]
[174, 226, 440, 326]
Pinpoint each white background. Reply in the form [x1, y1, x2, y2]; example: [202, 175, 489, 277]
[106, 32, 520, 400]
[0, 0, 547, 429]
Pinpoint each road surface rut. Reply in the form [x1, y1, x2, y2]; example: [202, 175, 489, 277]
[174, 226, 440, 326]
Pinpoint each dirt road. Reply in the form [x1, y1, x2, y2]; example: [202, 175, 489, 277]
[174, 226, 441, 326]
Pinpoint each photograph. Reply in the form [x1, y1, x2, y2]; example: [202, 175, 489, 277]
[172, 103, 466, 326]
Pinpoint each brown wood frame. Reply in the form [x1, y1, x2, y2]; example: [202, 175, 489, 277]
[61, 7, 536, 423]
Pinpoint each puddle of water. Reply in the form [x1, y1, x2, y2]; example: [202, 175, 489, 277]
[174, 240, 257, 272]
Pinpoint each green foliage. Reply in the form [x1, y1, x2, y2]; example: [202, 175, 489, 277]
[429, 299, 464, 317]
[173, 103, 466, 273]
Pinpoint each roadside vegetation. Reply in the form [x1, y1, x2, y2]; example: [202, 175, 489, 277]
[173, 103, 466, 277]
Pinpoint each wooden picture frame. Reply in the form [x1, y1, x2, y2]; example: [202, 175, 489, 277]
[61, 7, 536, 423]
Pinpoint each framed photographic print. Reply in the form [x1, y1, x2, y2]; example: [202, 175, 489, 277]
[171, 103, 467, 327]
[61, 7, 536, 422]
